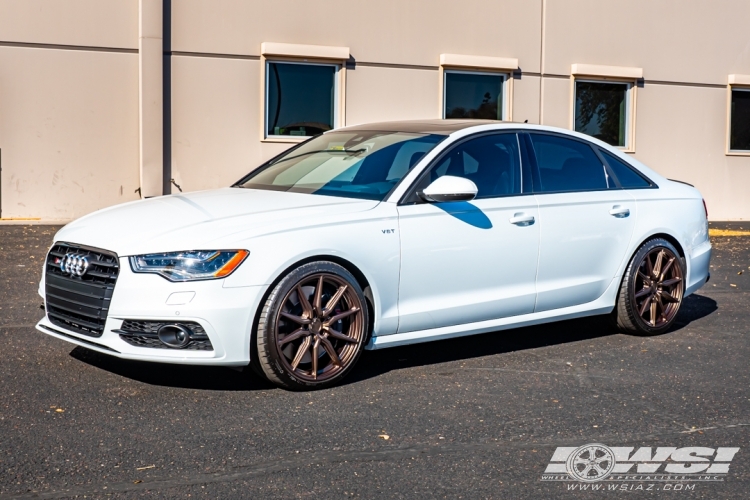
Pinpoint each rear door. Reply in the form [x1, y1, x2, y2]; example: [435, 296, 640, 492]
[524, 132, 636, 312]
[396, 132, 540, 333]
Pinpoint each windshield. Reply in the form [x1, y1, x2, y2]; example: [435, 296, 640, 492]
[237, 131, 445, 201]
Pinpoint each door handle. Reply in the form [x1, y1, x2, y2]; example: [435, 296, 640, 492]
[509, 213, 535, 226]
[609, 205, 631, 218]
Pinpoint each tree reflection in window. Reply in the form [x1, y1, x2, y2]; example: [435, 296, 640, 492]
[444, 72, 504, 120]
[575, 81, 628, 147]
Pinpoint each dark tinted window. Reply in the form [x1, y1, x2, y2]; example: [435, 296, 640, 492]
[411, 133, 521, 200]
[730, 89, 750, 151]
[444, 72, 504, 120]
[575, 81, 628, 147]
[600, 150, 651, 188]
[267, 62, 336, 137]
[530, 134, 607, 192]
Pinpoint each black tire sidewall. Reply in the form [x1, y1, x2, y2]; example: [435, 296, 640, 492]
[257, 261, 369, 390]
[623, 238, 686, 335]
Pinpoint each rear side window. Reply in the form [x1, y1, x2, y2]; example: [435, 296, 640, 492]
[600, 150, 652, 188]
[529, 134, 607, 192]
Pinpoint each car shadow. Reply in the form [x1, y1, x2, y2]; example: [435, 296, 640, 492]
[69, 347, 276, 391]
[344, 293, 718, 386]
[68, 294, 716, 391]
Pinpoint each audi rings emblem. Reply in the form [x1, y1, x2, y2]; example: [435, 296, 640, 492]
[60, 253, 90, 277]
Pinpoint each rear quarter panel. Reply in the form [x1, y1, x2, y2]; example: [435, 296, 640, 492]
[625, 181, 709, 293]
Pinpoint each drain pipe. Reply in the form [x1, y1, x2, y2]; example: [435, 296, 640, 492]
[138, 0, 164, 198]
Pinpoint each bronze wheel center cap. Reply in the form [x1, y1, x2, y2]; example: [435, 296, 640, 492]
[310, 318, 322, 334]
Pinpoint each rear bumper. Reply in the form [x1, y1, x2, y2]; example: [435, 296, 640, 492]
[36, 262, 267, 366]
[686, 240, 711, 296]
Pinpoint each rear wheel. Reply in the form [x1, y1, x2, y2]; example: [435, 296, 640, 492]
[613, 238, 685, 336]
[255, 261, 369, 390]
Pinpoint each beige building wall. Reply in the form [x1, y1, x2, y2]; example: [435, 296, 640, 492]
[1, 0, 749, 220]
[0, 0, 141, 220]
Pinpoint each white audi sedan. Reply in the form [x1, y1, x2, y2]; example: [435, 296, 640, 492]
[37, 120, 711, 390]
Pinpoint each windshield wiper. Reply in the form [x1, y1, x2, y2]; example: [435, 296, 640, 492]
[269, 148, 366, 165]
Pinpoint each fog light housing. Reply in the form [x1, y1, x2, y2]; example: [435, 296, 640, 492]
[157, 324, 193, 348]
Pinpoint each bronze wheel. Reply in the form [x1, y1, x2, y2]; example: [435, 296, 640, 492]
[254, 261, 369, 390]
[614, 238, 685, 335]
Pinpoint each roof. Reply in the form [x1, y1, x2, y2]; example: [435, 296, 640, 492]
[335, 119, 505, 135]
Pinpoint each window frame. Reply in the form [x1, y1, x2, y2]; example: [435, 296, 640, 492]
[595, 147, 657, 190]
[399, 130, 526, 205]
[263, 59, 341, 142]
[442, 69, 510, 121]
[727, 85, 750, 155]
[572, 78, 635, 152]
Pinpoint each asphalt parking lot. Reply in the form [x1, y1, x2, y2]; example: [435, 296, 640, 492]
[0, 223, 748, 499]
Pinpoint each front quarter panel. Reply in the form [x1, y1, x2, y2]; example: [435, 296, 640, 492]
[221, 202, 402, 337]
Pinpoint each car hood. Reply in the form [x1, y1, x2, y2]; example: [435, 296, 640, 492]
[55, 188, 380, 255]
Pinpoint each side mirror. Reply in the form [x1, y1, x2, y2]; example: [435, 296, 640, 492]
[419, 175, 478, 203]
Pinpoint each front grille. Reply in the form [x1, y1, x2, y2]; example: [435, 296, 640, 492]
[44, 242, 120, 338]
[115, 320, 214, 351]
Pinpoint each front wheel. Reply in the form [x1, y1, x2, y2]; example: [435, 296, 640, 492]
[254, 261, 369, 390]
[613, 238, 685, 336]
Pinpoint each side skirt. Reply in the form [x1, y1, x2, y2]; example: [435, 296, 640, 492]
[366, 278, 619, 350]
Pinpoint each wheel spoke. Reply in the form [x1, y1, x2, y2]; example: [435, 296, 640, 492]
[319, 337, 342, 366]
[322, 285, 348, 317]
[313, 275, 324, 314]
[635, 287, 651, 299]
[661, 277, 682, 287]
[311, 338, 320, 379]
[638, 294, 652, 316]
[660, 257, 676, 280]
[638, 270, 650, 282]
[278, 328, 307, 346]
[326, 307, 360, 325]
[646, 253, 654, 277]
[325, 327, 357, 343]
[656, 295, 666, 321]
[291, 336, 312, 370]
[649, 299, 657, 326]
[296, 285, 313, 318]
[280, 312, 310, 325]
[653, 250, 665, 277]
[660, 291, 679, 303]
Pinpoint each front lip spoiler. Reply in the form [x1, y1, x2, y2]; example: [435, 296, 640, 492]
[38, 323, 120, 353]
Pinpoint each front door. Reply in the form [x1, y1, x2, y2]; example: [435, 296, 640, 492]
[396, 132, 540, 333]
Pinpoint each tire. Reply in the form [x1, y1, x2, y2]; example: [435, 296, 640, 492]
[254, 261, 369, 390]
[613, 238, 686, 336]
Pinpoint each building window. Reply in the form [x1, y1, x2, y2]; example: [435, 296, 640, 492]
[730, 88, 750, 151]
[574, 80, 631, 148]
[443, 71, 505, 120]
[266, 61, 338, 138]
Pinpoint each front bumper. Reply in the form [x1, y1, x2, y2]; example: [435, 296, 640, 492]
[36, 259, 267, 366]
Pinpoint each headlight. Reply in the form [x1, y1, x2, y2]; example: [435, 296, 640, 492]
[129, 250, 249, 282]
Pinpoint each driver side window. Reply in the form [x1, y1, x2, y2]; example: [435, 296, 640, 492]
[406, 133, 522, 202]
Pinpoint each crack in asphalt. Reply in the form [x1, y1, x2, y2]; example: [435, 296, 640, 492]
[5, 423, 749, 499]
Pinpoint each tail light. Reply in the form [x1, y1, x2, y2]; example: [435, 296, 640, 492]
[702, 199, 708, 219]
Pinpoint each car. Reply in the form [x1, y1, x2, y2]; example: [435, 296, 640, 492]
[36, 119, 711, 390]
